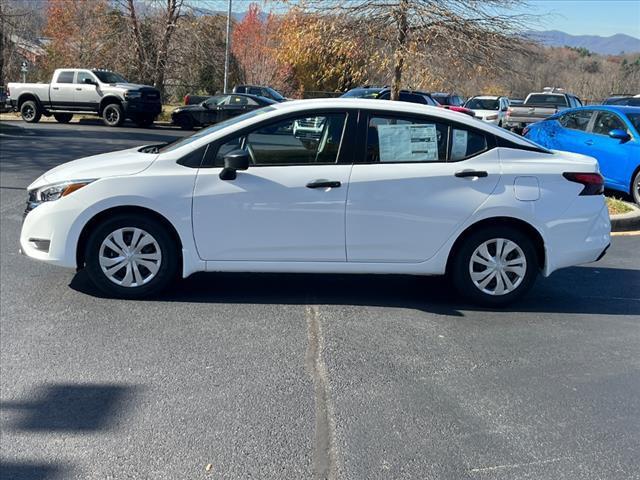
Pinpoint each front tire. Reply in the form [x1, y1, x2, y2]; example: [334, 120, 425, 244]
[20, 100, 42, 123]
[102, 103, 125, 127]
[451, 226, 538, 306]
[53, 113, 73, 123]
[632, 171, 640, 206]
[84, 214, 179, 298]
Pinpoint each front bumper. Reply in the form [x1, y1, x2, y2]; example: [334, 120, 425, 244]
[122, 100, 162, 118]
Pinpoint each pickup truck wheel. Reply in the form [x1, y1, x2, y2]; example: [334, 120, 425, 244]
[53, 113, 73, 124]
[20, 100, 42, 123]
[102, 103, 124, 127]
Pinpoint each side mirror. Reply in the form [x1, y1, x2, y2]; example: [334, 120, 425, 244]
[83, 78, 96, 86]
[201, 101, 210, 109]
[609, 129, 630, 141]
[219, 149, 250, 180]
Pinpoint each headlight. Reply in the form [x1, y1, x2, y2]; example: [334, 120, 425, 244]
[125, 91, 142, 100]
[35, 180, 94, 203]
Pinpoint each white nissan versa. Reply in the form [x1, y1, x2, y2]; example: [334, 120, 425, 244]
[20, 99, 611, 305]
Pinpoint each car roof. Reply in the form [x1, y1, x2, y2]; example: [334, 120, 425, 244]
[469, 95, 502, 100]
[556, 105, 640, 115]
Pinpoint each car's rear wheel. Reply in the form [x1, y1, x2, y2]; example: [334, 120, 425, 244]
[84, 214, 179, 298]
[20, 100, 42, 123]
[451, 226, 538, 306]
[102, 103, 124, 127]
[53, 113, 73, 123]
[632, 171, 640, 205]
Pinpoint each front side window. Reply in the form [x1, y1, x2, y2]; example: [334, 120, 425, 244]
[591, 111, 626, 136]
[559, 111, 593, 131]
[214, 113, 347, 166]
[205, 95, 229, 106]
[56, 71, 75, 84]
[76, 71, 95, 84]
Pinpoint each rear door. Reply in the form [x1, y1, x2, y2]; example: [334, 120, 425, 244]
[49, 70, 76, 109]
[345, 111, 501, 263]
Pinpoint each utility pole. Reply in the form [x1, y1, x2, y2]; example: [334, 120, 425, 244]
[223, 0, 232, 93]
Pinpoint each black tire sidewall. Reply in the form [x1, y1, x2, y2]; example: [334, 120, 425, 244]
[53, 113, 73, 123]
[85, 214, 179, 298]
[633, 171, 640, 206]
[102, 104, 124, 127]
[451, 226, 538, 306]
[21, 100, 41, 123]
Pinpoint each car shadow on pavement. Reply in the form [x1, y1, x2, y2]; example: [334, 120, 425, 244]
[0, 383, 138, 432]
[69, 265, 640, 316]
[0, 462, 70, 480]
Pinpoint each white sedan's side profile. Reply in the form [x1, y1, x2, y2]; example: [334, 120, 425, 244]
[20, 99, 610, 305]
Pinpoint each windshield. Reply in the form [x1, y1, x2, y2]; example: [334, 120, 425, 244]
[466, 98, 499, 110]
[92, 71, 127, 83]
[158, 106, 277, 153]
[265, 87, 285, 102]
[341, 88, 382, 98]
[626, 113, 640, 133]
[525, 94, 568, 107]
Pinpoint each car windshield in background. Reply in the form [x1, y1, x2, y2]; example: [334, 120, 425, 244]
[466, 99, 499, 110]
[626, 113, 640, 133]
[159, 106, 277, 153]
[525, 94, 567, 107]
[341, 88, 382, 98]
[266, 87, 285, 102]
[92, 71, 128, 84]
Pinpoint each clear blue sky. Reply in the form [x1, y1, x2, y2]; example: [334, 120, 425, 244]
[199, 0, 640, 38]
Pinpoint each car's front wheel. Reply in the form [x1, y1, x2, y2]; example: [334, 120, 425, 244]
[102, 103, 125, 127]
[451, 226, 538, 306]
[84, 214, 179, 298]
[632, 171, 640, 206]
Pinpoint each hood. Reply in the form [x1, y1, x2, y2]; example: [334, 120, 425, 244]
[110, 83, 157, 91]
[28, 146, 157, 190]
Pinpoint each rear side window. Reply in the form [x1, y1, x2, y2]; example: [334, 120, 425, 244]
[56, 71, 75, 84]
[365, 115, 488, 163]
[559, 111, 593, 131]
[591, 111, 626, 135]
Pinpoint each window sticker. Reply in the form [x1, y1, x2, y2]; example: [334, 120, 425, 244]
[377, 124, 438, 162]
[451, 129, 468, 160]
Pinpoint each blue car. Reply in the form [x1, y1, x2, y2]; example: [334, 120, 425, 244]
[525, 105, 640, 204]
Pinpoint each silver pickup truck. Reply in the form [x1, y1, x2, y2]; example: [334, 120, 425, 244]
[7, 68, 162, 127]
[505, 89, 583, 134]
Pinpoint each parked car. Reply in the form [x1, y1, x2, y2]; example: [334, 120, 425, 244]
[525, 105, 640, 204]
[171, 93, 276, 129]
[464, 96, 510, 126]
[431, 92, 478, 117]
[20, 99, 610, 306]
[603, 95, 640, 107]
[7, 68, 161, 127]
[233, 85, 287, 102]
[0, 87, 10, 113]
[342, 87, 475, 116]
[505, 88, 582, 134]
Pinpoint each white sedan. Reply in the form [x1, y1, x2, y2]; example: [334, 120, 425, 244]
[20, 99, 610, 305]
[464, 95, 510, 126]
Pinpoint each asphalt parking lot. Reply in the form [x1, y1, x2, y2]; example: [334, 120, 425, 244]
[1, 120, 639, 480]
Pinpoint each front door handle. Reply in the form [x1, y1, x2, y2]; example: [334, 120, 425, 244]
[455, 170, 488, 178]
[52, 87, 59, 90]
[75, 87, 82, 91]
[585, 140, 594, 146]
[306, 179, 341, 189]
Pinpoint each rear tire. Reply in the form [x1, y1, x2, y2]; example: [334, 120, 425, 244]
[102, 103, 125, 127]
[53, 113, 73, 123]
[632, 171, 640, 206]
[20, 100, 41, 123]
[450, 226, 538, 306]
[84, 214, 179, 299]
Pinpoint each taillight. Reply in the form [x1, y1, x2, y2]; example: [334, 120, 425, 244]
[184, 95, 189, 105]
[562, 172, 604, 195]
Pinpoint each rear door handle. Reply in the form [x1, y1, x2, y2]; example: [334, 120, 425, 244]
[455, 170, 488, 178]
[75, 88, 82, 91]
[306, 180, 341, 189]
[585, 140, 594, 146]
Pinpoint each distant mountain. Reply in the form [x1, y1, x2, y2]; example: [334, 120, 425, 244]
[526, 30, 640, 55]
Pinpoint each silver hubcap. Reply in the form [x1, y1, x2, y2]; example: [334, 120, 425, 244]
[99, 227, 161, 287]
[469, 238, 527, 296]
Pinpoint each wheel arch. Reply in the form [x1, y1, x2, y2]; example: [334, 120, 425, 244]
[445, 216, 546, 274]
[631, 165, 640, 195]
[99, 95, 123, 115]
[17, 93, 42, 109]
[76, 205, 183, 270]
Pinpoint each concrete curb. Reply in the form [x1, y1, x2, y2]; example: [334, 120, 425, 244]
[610, 202, 640, 232]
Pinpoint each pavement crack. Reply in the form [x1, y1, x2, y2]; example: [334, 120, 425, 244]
[305, 305, 337, 480]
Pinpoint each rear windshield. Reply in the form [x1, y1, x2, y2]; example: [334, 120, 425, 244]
[525, 94, 568, 107]
[432, 95, 451, 105]
[465, 98, 499, 110]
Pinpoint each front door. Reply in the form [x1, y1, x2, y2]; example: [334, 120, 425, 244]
[192, 111, 354, 261]
[75, 70, 102, 111]
[346, 112, 501, 263]
[587, 110, 634, 189]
